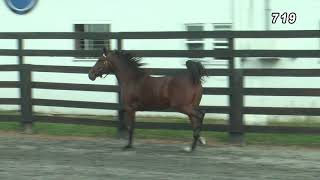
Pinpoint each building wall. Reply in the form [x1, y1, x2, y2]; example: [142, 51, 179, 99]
[233, 0, 320, 123]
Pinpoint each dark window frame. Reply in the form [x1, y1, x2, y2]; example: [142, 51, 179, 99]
[74, 24, 111, 59]
[185, 23, 205, 51]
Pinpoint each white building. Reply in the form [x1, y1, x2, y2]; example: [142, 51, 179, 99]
[0, 0, 319, 124]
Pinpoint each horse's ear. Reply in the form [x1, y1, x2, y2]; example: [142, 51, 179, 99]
[102, 47, 109, 58]
[102, 47, 108, 55]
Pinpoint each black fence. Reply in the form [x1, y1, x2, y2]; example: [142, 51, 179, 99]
[0, 30, 320, 143]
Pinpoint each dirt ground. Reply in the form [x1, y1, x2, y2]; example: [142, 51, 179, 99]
[0, 133, 319, 180]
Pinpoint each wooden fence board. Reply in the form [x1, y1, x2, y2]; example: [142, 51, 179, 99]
[243, 69, 320, 77]
[235, 50, 320, 58]
[34, 115, 117, 126]
[244, 88, 320, 96]
[32, 99, 120, 110]
[1, 49, 320, 58]
[244, 107, 320, 116]
[31, 65, 229, 76]
[0, 65, 19, 71]
[0, 81, 19, 88]
[0, 98, 20, 105]
[32, 82, 119, 92]
[0, 30, 319, 39]
[0, 49, 232, 58]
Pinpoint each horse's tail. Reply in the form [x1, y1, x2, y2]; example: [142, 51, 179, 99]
[186, 60, 207, 85]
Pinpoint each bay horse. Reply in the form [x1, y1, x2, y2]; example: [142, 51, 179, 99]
[88, 48, 207, 152]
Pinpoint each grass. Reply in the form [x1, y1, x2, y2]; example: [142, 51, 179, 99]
[37, 113, 227, 124]
[0, 110, 20, 115]
[267, 118, 320, 127]
[0, 111, 319, 148]
[0, 121, 319, 148]
[244, 133, 320, 147]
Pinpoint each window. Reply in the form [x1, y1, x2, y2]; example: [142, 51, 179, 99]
[185, 24, 204, 51]
[184, 23, 232, 67]
[74, 24, 111, 51]
[210, 23, 232, 66]
[212, 23, 231, 50]
[186, 43, 204, 50]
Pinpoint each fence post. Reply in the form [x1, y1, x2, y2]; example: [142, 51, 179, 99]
[228, 38, 245, 145]
[18, 39, 33, 134]
[116, 38, 127, 138]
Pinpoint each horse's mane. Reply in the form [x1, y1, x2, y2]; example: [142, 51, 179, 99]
[113, 50, 146, 77]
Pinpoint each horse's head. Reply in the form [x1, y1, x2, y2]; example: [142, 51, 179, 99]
[88, 48, 115, 81]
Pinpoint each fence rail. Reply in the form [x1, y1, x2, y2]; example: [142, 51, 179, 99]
[0, 30, 319, 39]
[0, 30, 320, 142]
[1, 49, 320, 58]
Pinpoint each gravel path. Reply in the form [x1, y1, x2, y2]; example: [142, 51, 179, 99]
[0, 133, 319, 180]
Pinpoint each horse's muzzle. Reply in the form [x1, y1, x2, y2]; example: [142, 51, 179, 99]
[88, 72, 96, 81]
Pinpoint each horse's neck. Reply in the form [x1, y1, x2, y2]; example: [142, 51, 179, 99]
[114, 68, 146, 86]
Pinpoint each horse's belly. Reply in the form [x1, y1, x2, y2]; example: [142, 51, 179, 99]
[138, 77, 170, 110]
[139, 95, 170, 111]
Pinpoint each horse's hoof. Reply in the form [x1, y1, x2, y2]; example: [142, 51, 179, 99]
[182, 146, 194, 153]
[122, 145, 134, 151]
[198, 136, 207, 145]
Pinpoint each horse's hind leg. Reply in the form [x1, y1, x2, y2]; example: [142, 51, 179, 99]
[189, 113, 202, 151]
[195, 108, 206, 145]
[193, 91, 206, 145]
[178, 106, 203, 152]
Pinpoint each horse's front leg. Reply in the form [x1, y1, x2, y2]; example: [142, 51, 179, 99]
[123, 110, 136, 150]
